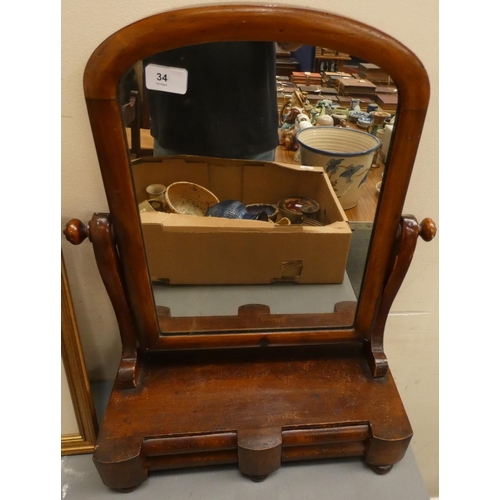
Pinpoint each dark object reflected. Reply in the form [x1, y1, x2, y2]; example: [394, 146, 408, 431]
[206, 200, 269, 221]
[144, 42, 279, 160]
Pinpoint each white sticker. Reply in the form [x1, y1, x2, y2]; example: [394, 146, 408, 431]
[144, 64, 188, 95]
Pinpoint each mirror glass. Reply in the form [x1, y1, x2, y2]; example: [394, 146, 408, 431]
[118, 41, 397, 335]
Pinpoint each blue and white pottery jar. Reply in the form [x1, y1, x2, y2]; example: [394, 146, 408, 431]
[296, 127, 381, 209]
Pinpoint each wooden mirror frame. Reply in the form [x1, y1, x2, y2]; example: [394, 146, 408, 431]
[79, 4, 430, 356]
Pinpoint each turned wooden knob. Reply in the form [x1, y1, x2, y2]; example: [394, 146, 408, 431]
[64, 218, 90, 245]
[419, 218, 437, 242]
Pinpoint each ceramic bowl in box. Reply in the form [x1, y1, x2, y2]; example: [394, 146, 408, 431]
[245, 203, 279, 221]
[205, 200, 269, 220]
[278, 197, 320, 224]
[296, 126, 380, 209]
[165, 181, 219, 216]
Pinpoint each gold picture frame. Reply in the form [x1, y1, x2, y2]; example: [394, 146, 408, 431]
[61, 254, 98, 455]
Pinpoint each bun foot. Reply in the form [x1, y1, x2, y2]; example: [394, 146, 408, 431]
[237, 427, 281, 480]
[247, 474, 269, 482]
[368, 464, 393, 475]
[114, 486, 140, 493]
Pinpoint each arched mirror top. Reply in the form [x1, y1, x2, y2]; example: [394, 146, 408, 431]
[84, 4, 429, 110]
[81, 4, 431, 350]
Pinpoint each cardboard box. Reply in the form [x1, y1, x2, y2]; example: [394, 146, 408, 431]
[132, 156, 352, 285]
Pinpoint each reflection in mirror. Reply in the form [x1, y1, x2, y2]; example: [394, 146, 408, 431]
[118, 42, 398, 335]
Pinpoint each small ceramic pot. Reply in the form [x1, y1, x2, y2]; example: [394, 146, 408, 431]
[295, 114, 311, 126]
[350, 99, 361, 111]
[331, 113, 347, 126]
[334, 107, 350, 118]
[357, 118, 372, 129]
[278, 197, 320, 224]
[146, 184, 167, 207]
[245, 203, 279, 222]
[298, 121, 313, 131]
[371, 111, 391, 125]
[316, 114, 334, 126]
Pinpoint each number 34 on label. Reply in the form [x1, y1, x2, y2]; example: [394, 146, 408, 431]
[144, 64, 188, 95]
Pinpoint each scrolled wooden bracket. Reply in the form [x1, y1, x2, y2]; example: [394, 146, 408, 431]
[64, 214, 140, 389]
[366, 215, 436, 378]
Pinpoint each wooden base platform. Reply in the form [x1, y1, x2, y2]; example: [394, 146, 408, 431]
[94, 344, 412, 490]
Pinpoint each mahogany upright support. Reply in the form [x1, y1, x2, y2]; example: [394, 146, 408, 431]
[65, 215, 140, 389]
[366, 216, 437, 378]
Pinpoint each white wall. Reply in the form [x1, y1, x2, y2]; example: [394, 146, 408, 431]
[61, 1, 438, 497]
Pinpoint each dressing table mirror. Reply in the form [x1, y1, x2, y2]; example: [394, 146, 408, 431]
[64, 5, 436, 491]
